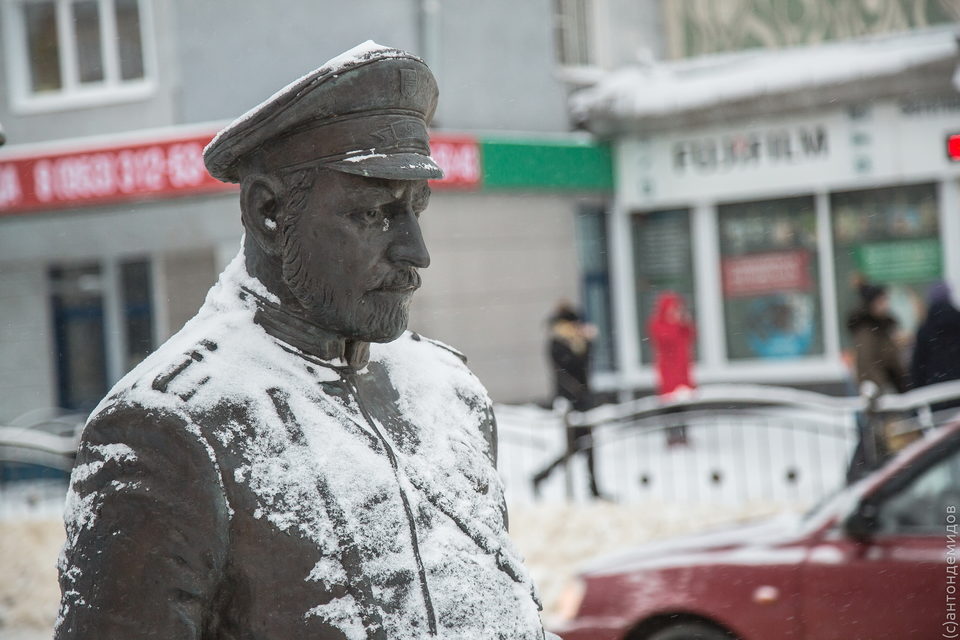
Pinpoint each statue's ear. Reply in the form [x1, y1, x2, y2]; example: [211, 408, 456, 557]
[240, 174, 284, 256]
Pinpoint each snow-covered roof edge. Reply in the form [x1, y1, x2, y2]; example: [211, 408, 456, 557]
[571, 26, 960, 132]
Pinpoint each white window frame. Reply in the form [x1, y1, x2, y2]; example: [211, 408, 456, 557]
[553, 0, 611, 86]
[553, 0, 597, 68]
[1, 0, 157, 114]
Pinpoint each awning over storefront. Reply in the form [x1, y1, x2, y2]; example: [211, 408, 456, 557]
[572, 27, 960, 135]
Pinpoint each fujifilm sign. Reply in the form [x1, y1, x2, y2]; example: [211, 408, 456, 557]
[672, 125, 828, 173]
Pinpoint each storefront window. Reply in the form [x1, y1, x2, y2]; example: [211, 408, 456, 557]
[718, 196, 823, 360]
[631, 209, 697, 364]
[576, 205, 615, 372]
[832, 184, 940, 348]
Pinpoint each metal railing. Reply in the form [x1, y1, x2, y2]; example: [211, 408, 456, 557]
[0, 409, 84, 518]
[5, 383, 960, 513]
[495, 380, 960, 507]
[0, 408, 84, 472]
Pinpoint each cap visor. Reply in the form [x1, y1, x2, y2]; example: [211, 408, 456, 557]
[326, 152, 444, 180]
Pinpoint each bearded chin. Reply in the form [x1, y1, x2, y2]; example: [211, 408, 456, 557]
[281, 234, 411, 343]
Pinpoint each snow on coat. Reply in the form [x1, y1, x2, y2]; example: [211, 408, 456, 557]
[55, 249, 546, 640]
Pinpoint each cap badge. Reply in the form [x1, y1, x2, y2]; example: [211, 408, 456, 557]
[400, 68, 421, 98]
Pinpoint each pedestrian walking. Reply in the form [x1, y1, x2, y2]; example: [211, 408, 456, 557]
[649, 292, 696, 446]
[911, 281, 960, 414]
[846, 282, 909, 482]
[532, 303, 604, 499]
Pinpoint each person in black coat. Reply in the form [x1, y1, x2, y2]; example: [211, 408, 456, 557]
[911, 282, 960, 414]
[532, 305, 604, 498]
[549, 307, 593, 412]
[845, 282, 908, 484]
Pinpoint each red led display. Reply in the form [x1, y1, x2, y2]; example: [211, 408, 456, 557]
[947, 133, 960, 162]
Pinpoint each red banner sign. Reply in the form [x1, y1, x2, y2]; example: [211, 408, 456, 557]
[722, 250, 812, 298]
[429, 135, 482, 189]
[0, 130, 482, 216]
[0, 133, 233, 216]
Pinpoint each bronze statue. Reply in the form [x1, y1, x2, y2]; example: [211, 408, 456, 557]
[55, 43, 550, 639]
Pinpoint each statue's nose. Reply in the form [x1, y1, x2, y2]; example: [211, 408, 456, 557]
[387, 209, 431, 269]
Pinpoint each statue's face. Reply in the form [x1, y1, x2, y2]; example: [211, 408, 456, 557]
[278, 170, 431, 342]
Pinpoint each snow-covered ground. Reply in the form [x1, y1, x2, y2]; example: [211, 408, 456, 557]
[0, 404, 850, 637]
[0, 497, 798, 637]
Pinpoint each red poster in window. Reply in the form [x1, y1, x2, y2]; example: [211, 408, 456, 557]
[722, 250, 812, 298]
[0, 130, 483, 217]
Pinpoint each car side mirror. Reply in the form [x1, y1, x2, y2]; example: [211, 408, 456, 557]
[843, 501, 879, 542]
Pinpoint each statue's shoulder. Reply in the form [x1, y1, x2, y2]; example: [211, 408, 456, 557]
[82, 334, 218, 430]
[147, 337, 222, 396]
[79, 327, 234, 469]
[94, 312, 238, 419]
[406, 331, 468, 364]
[375, 332, 490, 407]
[372, 331, 483, 390]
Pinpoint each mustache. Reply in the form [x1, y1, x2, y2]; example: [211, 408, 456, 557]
[372, 268, 421, 292]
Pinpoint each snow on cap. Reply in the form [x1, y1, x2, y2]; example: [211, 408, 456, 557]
[203, 41, 443, 183]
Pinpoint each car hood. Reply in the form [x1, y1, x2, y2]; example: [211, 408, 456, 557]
[581, 512, 808, 577]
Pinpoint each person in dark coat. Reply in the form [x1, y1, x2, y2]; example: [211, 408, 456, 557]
[549, 305, 594, 412]
[847, 283, 908, 394]
[532, 304, 604, 498]
[910, 282, 960, 419]
[845, 282, 908, 483]
[911, 282, 960, 389]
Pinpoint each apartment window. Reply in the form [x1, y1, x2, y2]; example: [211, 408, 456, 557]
[50, 258, 154, 411]
[2, 0, 152, 112]
[553, 0, 594, 66]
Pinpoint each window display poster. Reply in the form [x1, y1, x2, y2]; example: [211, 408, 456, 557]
[632, 209, 697, 364]
[832, 184, 940, 347]
[854, 239, 942, 284]
[719, 197, 824, 360]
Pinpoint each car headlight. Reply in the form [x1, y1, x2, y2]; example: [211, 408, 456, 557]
[554, 577, 586, 622]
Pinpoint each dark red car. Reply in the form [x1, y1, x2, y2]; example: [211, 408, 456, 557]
[554, 423, 960, 640]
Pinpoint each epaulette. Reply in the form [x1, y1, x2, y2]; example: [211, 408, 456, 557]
[151, 339, 219, 399]
[408, 332, 467, 364]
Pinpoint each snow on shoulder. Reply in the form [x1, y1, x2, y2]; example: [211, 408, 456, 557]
[373, 332, 482, 434]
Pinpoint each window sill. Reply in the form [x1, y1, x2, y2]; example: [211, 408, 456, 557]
[554, 65, 606, 87]
[8, 80, 156, 115]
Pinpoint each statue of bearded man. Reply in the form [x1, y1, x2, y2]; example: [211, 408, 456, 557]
[55, 42, 551, 640]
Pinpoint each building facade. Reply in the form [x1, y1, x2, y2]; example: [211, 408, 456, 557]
[0, 0, 619, 426]
[574, 1, 960, 395]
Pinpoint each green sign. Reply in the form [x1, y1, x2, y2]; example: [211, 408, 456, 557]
[480, 138, 613, 191]
[854, 239, 942, 283]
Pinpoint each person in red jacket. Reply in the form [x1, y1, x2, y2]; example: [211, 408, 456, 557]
[649, 292, 696, 445]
